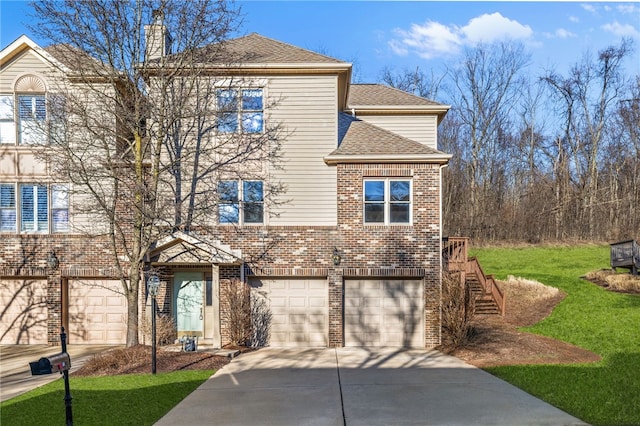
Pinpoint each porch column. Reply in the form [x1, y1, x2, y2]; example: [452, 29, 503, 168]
[211, 264, 221, 348]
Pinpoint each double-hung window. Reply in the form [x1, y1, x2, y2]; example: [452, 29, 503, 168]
[0, 184, 16, 232]
[364, 179, 412, 224]
[216, 88, 263, 134]
[0, 183, 69, 233]
[0, 95, 16, 144]
[218, 180, 264, 224]
[18, 95, 47, 144]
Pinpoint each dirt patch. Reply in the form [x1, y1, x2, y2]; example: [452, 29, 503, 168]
[441, 276, 601, 368]
[72, 345, 231, 377]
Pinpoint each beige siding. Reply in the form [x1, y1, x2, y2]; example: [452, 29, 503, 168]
[268, 75, 337, 225]
[0, 50, 58, 92]
[356, 115, 438, 150]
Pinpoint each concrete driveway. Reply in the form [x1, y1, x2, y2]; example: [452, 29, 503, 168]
[0, 345, 119, 402]
[156, 347, 588, 426]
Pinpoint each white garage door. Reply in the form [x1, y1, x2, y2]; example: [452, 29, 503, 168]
[0, 279, 48, 344]
[249, 278, 328, 347]
[69, 279, 127, 344]
[345, 279, 424, 347]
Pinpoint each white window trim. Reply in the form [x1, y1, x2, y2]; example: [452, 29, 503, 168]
[0, 183, 70, 234]
[363, 178, 413, 225]
[218, 179, 265, 225]
[215, 87, 265, 134]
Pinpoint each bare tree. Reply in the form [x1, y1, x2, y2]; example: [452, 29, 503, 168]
[380, 65, 445, 100]
[29, 0, 282, 346]
[542, 39, 634, 239]
[446, 42, 529, 238]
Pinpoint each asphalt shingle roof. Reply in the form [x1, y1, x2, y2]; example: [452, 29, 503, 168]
[348, 84, 443, 107]
[332, 112, 446, 157]
[203, 33, 348, 65]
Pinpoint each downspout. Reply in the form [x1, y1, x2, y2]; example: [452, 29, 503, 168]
[438, 162, 449, 345]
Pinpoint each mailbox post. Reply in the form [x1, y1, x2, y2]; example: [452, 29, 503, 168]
[29, 327, 73, 426]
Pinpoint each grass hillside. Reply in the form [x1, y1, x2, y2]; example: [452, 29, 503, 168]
[472, 245, 640, 426]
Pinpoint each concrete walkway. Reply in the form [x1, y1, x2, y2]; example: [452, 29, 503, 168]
[0, 345, 119, 402]
[156, 347, 588, 426]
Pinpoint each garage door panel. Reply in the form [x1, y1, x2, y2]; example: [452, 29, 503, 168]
[289, 297, 306, 307]
[0, 279, 48, 344]
[345, 279, 424, 348]
[249, 278, 328, 347]
[69, 280, 127, 344]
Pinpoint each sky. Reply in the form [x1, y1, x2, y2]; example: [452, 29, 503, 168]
[1, 1, 639, 83]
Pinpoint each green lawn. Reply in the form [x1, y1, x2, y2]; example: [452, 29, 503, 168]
[472, 245, 640, 426]
[0, 370, 214, 426]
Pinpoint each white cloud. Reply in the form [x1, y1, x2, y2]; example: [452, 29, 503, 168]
[581, 4, 597, 14]
[602, 21, 640, 39]
[389, 12, 532, 59]
[461, 12, 533, 43]
[555, 28, 577, 39]
[617, 4, 637, 14]
[569, 15, 580, 23]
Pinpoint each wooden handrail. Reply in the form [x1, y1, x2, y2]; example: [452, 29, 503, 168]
[467, 257, 506, 316]
[442, 237, 468, 272]
[442, 236, 505, 315]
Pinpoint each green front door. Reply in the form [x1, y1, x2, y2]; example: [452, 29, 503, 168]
[174, 272, 203, 336]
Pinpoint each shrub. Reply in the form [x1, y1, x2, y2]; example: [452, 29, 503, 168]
[221, 279, 251, 346]
[441, 270, 475, 348]
[141, 313, 177, 346]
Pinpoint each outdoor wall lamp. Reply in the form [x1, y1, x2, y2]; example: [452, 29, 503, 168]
[47, 251, 59, 269]
[332, 247, 342, 266]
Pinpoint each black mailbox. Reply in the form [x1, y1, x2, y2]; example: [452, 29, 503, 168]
[30, 357, 53, 375]
[29, 352, 71, 375]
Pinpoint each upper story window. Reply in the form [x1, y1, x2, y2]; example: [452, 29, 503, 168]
[218, 180, 264, 224]
[216, 88, 263, 134]
[0, 75, 63, 146]
[364, 179, 412, 225]
[0, 183, 69, 233]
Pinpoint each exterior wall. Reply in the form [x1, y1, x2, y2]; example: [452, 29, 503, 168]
[0, 50, 55, 91]
[0, 234, 125, 345]
[209, 162, 443, 347]
[268, 75, 338, 226]
[355, 114, 438, 150]
[2, 43, 444, 349]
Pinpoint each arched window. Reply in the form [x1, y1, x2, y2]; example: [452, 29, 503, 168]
[0, 74, 48, 145]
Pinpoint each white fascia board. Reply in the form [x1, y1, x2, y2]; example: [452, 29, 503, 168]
[0, 35, 70, 73]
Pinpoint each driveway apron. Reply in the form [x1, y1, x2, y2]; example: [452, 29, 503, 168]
[155, 347, 588, 426]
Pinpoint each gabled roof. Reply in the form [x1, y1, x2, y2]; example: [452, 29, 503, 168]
[347, 84, 450, 123]
[349, 84, 441, 107]
[149, 231, 242, 265]
[44, 44, 112, 76]
[0, 35, 69, 72]
[325, 113, 451, 165]
[219, 33, 347, 65]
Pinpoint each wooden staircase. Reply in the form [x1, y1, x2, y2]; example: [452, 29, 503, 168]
[442, 237, 505, 316]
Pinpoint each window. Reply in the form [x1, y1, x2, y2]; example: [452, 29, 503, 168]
[20, 184, 48, 232]
[218, 180, 264, 224]
[0, 95, 16, 144]
[0, 183, 69, 233]
[18, 95, 47, 144]
[364, 179, 411, 224]
[51, 185, 70, 232]
[216, 88, 263, 134]
[0, 93, 60, 145]
[0, 184, 16, 232]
